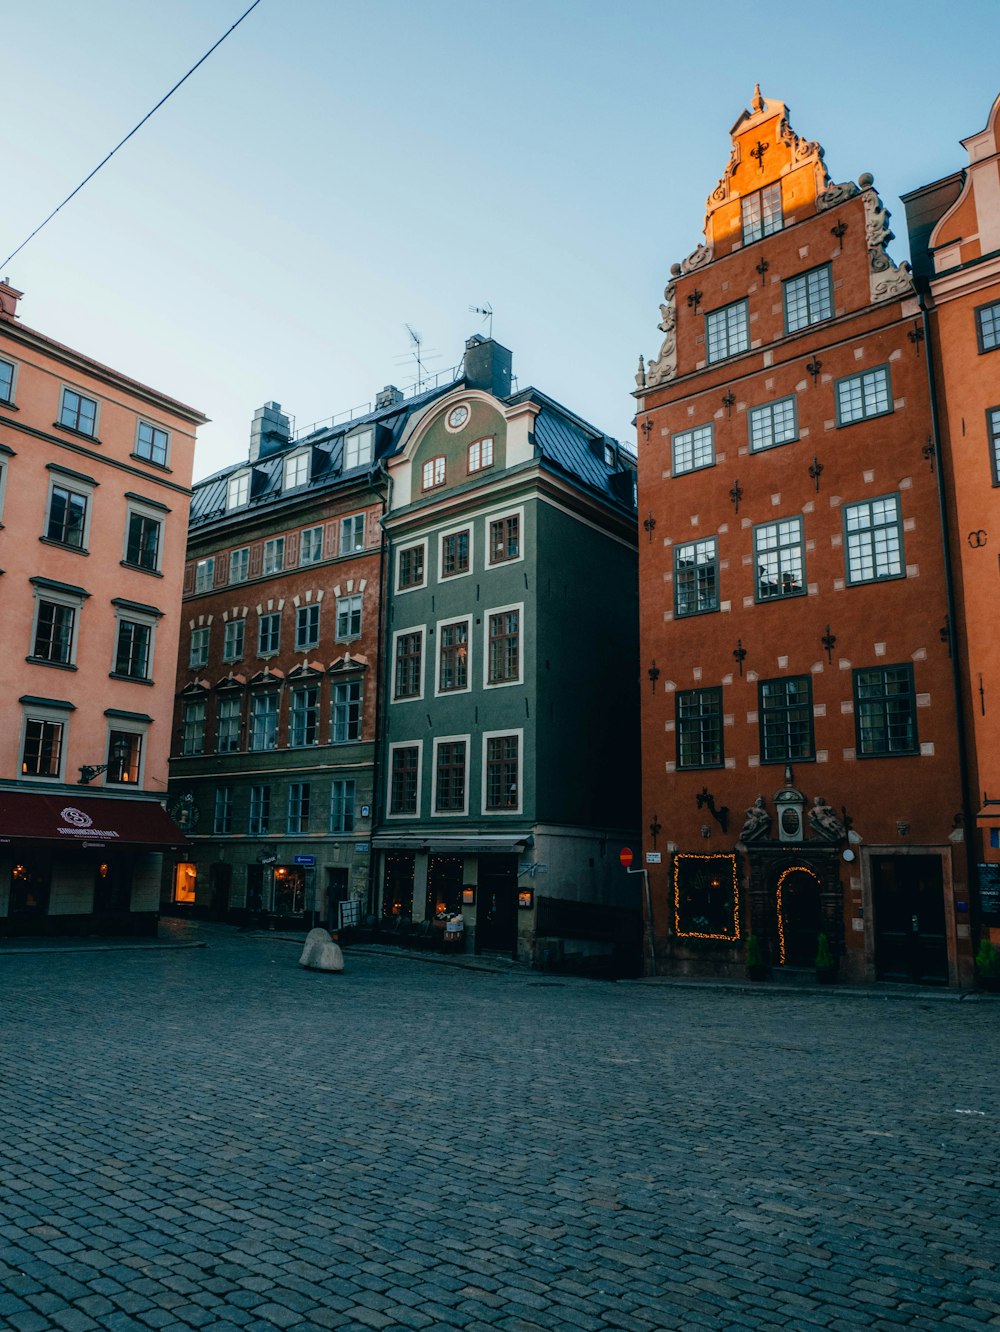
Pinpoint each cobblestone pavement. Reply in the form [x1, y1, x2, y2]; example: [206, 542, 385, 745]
[1, 924, 998, 1332]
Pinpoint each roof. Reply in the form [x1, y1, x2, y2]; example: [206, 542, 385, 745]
[525, 388, 636, 513]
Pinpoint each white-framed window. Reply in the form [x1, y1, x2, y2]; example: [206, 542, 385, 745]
[332, 679, 362, 742]
[213, 786, 233, 835]
[289, 685, 320, 746]
[216, 696, 242, 753]
[741, 182, 783, 245]
[674, 538, 719, 617]
[422, 456, 446, 491]
[222, 618, 245, 662]
[344, 427, 373, 471]
[440, 527, 472, 579]
[112, 600, 159, 680]
[59, 387, 98, 437]
[783, 264, 833, 333]
[105, 724, 145, 786]
[387, 741, 422, 818]
[485, 602, 523, 688]
[977, 300, 1000, 354]
[396, 539, 427, 590]
[229, 547, 250, 583]
[181, 698, 207, 755]
[835, 366, 893, 426]
[136, 420, 169, 466]
[436, 617, 471, 695]
[432, 734, 469, 816]
[339, 514, 365, 556]
[295, 604, 320, 651]
[754, 517, 805, 601]
[843, 494, 904, 585]
[749, 397, 798, 452]
[330, 779, 356, 833]
[336, 594, 362, 641]
[283, 451, 309, 491]
[482, 729, 522, 815]
[123, 501, 163, 573]
[29, 578, 87, 667]
[0, 357, 16, 404]
[194, 558, 215, 594]
[672, 423, 715, 476]
[262, 537, 284, 576]
[19, 699, 72, 781]
[705, 300, 749, 364]
[300, 526, 323, 565]
[227, 472, 250, 510]
[486, 506, 524, 567]
[392, 627, 424, 701]
[249, 692, 279, 750]
[189, 625, 210, 668]
[468, 437, 494, 474]
[287, 783, 311, 834]
[249, 784, 271, 835]
[258, 611, 280, 655]
[44, 476, 91, 550]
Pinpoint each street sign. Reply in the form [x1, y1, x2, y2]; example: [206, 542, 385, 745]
[294, 855, 316, 866]
[646, 851, 662, 864]
[619, 847, 634, 869]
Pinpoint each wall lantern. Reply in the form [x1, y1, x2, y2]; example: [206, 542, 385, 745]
[78, 735, 130, 786]
[517, 889, 534, 910]
[461, 886, 476, 906]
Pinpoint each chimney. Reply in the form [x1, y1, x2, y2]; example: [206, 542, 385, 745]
[0, 278, 23, 321]
[463, 335, 512, 399]
[375, 384, 404, 411]
[249, 401, 291, 461]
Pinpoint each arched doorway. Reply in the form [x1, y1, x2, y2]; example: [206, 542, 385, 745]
[775, 866, 822, 966]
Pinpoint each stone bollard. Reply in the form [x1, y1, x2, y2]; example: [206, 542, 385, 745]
[298, 926, 344, 973]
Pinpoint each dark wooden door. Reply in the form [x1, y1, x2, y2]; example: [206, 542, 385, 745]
[872, 855, 948, 985]
[776, 867, 822, 966]
[476, 854, 517, 955]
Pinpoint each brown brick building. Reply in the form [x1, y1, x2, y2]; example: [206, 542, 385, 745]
[634, 89, 971, 985]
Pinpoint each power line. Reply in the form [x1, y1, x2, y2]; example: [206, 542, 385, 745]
[1, 0, 264, 272]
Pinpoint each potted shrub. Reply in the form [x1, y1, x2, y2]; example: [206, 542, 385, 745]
[974, 939, 1000, 993]
[815, 932, 837, 984]
[745, 934, 767, 981]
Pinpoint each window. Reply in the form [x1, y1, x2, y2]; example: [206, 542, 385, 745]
[262, 537, 284, 576]
[59, 388, 97, 436]
[114, 620, 152, 679]
[441, 529, 470, 578]
[287, 783, 311, 834]
[485, 734, 519, 811]
[182, 699, 207, 755]
[468, 437, 494, 473]
[976, 300, 1000, 353]
[21, 718, 63, 778]
[760, 676, 814, 764]
[229, 547, 250, 583]
[194, 558, 215, 594]
[394, 631, 423, 699]
[136, 421, 169, 466]
[222, 618, 245, 662]
[216, 696, 242, 753]
[677, 688, 723, 769]
[339, 515, 365, 555]
[249, 693, 279, 751]
[438, 620, 469, 693]
[835, 366, 892, 425]
[249, 785, 271, 836]
[434, 739, 467, 813]
[487, 608, 520, 685]
[46, 484, 89, 549]
[284, 452, 309, 491]
[295, 604, 320, 651]
[258, 612, 280, 655]
[749, 397, 798, 452]
[0, 358, 14, 404]
[332, 680, 362, 742]
[213, 787, 233, 835]
[990, 407, 1000, 486]
[843, 495, 903, 585]
[674, 539, 718, 617]
[398, 543, 425, 589]
[227, 473, 249, 509]
[854, 664, 918, 757]
[300, 526, 323, 565]
[422, 456, 446, 490]
[330, 779, 356, 834]
[389, 745, 419, 816]
[106, 730, 142, 785]
[33, 601, 76, 665]
[345, 427, 373, 470]
[671, 424, 714, 476]
[124, 510, 161, 572]
[741, 183, 783, 245]
[754, 517, 805, 601]
[289, 685, 319, 746]
[488, 513, 520, 564]
[336, 594, 362, 641]
[783, 265, 833, 333]
[189, 626, 210, 668]
[705, 300, 749, 364]
[674, 854, 739, 940]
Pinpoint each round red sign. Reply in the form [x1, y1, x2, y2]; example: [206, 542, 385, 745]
[619, 847, 634, 869]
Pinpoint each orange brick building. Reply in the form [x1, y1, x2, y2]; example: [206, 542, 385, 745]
[634, 89, 972, 985]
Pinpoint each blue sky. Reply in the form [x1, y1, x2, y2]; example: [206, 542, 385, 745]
[4, 0, 998, 479]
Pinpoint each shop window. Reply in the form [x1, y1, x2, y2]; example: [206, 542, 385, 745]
[10, 855, 51, 916]
[173, 862, 197, 904]
[673, 854, 740, 940]
[272, 866, 305, 915]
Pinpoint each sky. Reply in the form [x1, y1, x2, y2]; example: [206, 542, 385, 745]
[3, 0, 999, 481]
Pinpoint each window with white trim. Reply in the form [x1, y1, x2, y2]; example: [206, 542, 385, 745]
[484, 732, 520, 812]
[332, 679, 362, 742]
[989, 407, 1000, 486]
[194, 558, 215, 594]
[345, 427, 373, 470]
[300, 526, 323, 565]
[397, 542, 425, 589]
[487, 607, 520, 685]
[189, 626, 210, 668]
[422, 456, 446, 491]
[59, 387, 97, 436]
[754, 517, 805, 601]
[289, 685, 319, 746]
[227, 472, 250, 509]
[222, 618, 245, 662]
[434, 738, 467, 814]
[106, 728, 144, 785]
[113, 617, 153, 680]
[283, 451, 309, 491]
[45, 480, 90, 550]
[30, 581, 86, 667]
[229, 547, 249, 583]
[441, 529, 470, 578]
[216, 696, 242, 753]
[393, 630, 423, 699]
[249, 693, 279, 751]
[258, 612, 280, 655]
[20, 701, 69, 780]
[330, 779, 356, 833]
[835, 366, 892, 425]
[705, 300, 749, 364]
[488, 513, 520, 565]
[214, 786, 233, 835]
[249, 784, 270, 835]
[389, 744, 420, 816]
[468, 437, 494, 473]
[783, 265, 833, 333]
[182, 699, 207, 755]
[843, 494, 903, 585]
[287, 783, 311, 834]
[336, 594, 362, 641]
[295, 604, 320, 651]
[749, 397, 798, 452]
[672, 424, 714, 476]
[339, 515, 365, 555]
[262, 537, 284, 576]
[438, 620, 470, 693]
[136, 421, 169, 466]
[741, 183, 782, 244]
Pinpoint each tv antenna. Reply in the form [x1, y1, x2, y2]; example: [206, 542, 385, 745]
[397, 323, 439, 393]
[469, 303, 493, 338]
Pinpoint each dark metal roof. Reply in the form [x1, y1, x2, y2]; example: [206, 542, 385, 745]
[526, 390, 636, 514]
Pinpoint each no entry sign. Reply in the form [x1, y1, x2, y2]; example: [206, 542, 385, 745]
[619, 847, 634, 869]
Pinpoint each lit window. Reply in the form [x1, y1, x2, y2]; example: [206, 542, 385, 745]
[106, 730, 142, 785]
[434, 740, 467, 813]
[677, 688, 723, 769]
[422, 456, 446, 490]
[289, 686, 319, 746]
[394, 631, 422, 699]
[284, 452, 309, 490]
[977, 300, 1000, 354]
[227, 473, 250, 509]
[843, 495, 903, 585]
[332, 680, 362, 742]
[441, 530, 470, 577]
[216, 696, 242, 753]
[345, 428, 373, 470]
[468, 437, 494, 473]
[674, 539, 718, 617]
[249, 693, 279, 750]
[439, 620, 469, 692]
[760, 676, 814, 763]
[229, 547, 250, 584]
[339, 515, 365, 555]
[741, 183, 783, 244]
[398, 543, 425, 588]
[295, 604, 320, 651]
[854, 665, 918, 757]
[194, 558, 215, 594]
[336, 594, 362, 641]
[672, 424, 714, 476]
[749, 397, 798, 452]
[300, 526, 323, 565]
[189, 626, 210, 668]
[287, 783, 311, 834]
[754, 517, 805, 601]
[783, 265, 833, 333]
[222, 618, 245, 662]
[136, 421, 169, 466]
[59, 388, 97, 436]
[330, 779, 356, 833]
[487, 609, 519, 685]
[21, 718, 63, 778]
[262, 537, 284, 575]
[258, 612, 280, 655]
[835, 366, 892, 426]
[705, 300, 749, 364]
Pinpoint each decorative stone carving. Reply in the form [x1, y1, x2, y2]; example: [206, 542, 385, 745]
[741, 795, 772, 842]
[817, 180, 860, 210]
[645, 280, 678, 386]
[635, 354, 646, 390]
[809, 796, 845, 842]
[680, 243, 714, 274]
[862, 185, 914, 302]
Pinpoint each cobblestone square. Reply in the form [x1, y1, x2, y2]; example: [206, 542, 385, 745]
[1, 925, 997, 1331]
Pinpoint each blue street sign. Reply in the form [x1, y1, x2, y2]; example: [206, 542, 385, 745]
[293, 854, 316, 866]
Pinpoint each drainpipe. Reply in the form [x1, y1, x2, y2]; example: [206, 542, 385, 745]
[917, 290, 978, 946]
[368, 463, 393, 921]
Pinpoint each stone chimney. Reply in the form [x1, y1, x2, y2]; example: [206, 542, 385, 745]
[375, 384, 404, 411]
[0, 279, 23, 321]
[249, 401, 291, 461]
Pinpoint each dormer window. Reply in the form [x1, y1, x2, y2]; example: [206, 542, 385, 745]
[603, 443, 615, 467]
[283, 451, 309, 491]
[345, 427, 373, 471]
[227, 472, 250, 509]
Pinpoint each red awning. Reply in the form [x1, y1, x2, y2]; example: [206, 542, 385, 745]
[0, 791, 188, 848]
